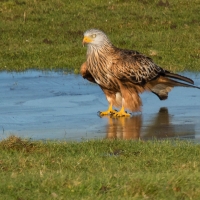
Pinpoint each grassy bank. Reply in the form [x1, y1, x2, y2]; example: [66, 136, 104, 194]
[0, 0, 200, 72]
[0, 136, 200, 199]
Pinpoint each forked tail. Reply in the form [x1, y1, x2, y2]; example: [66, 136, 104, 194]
[150, 72, 200, 100]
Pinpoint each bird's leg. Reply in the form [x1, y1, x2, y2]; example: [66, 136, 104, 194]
[112, 106, 130, 117]
[99, 104, 117, 116]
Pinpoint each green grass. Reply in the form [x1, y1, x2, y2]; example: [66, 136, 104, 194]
[1, 136, 200, 199]
[0, 0, 200, 72]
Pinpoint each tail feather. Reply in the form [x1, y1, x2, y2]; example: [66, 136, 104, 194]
[150, 76, 200, 101]
[168, 79, 200, 89]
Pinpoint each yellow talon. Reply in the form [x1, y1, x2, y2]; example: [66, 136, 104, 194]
[112, 106, 131, 117]
[99, 104, 117, 116]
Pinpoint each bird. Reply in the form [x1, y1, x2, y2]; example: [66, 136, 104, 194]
[81, 29, 200, 117]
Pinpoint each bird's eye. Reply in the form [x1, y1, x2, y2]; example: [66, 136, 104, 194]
[91, 34, 96, 38]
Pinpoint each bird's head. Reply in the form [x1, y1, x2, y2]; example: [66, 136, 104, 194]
[82, 29, 111, 49]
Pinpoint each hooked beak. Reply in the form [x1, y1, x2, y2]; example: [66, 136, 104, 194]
[82, 36, 92, 47]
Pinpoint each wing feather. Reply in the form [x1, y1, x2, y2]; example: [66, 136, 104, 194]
[110, 48, 163, 85]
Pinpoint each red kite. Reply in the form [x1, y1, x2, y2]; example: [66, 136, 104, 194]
[81, 29, 200, 117]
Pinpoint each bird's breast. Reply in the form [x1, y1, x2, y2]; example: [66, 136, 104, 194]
[87, 54, 119, 89]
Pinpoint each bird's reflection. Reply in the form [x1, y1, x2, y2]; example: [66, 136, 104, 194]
[106, 114, 142, 140]
[104, 107, 195, 140]
[143, 107, 174, 139]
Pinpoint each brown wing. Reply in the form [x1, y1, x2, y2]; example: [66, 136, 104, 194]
[110, 48, 195, 86]
[110, 48, 164, 85]
[80, 62, 96, 83]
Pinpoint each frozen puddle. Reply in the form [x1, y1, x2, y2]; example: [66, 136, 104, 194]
[0, 70, 200, 142]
